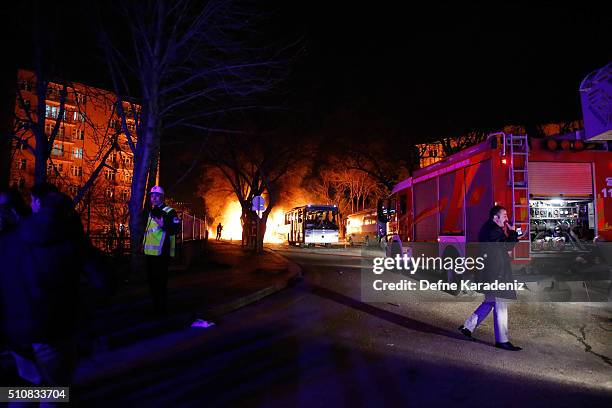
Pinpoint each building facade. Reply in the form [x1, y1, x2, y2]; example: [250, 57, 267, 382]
[10, 69, 139, 234]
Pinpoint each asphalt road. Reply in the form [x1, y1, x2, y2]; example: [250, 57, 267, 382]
[77, 245, 612, 407]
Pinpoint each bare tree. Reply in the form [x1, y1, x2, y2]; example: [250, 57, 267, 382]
[204, 127, 298, 253]
[11, 70, 123, 203]
[313, 168, 383, 217]
[98, 0, 296, 260]
[438, 129, 488, 156]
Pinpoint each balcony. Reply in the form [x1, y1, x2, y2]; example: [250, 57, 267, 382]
[46, 89, 76, 106]
[49, 150, 73, 161]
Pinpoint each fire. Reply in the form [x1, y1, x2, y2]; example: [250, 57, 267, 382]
[264, 208, 289, 243]
[209, 201, 289, 244]
[209, 201, 244, 241]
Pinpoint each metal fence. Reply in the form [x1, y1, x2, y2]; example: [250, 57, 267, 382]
[178, 211, 207, 242]
[90, 211, 207, 256]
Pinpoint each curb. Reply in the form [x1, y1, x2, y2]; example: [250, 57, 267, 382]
[96, 247, 302, 350]
[271, 247, 381, 259]
[205, 249, 302, 318]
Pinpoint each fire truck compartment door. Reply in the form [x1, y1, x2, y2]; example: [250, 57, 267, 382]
[528, 162, 593, 197]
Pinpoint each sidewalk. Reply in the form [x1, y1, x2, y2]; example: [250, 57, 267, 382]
[0, 240, 298, 390]
[83, 240, 301, 352]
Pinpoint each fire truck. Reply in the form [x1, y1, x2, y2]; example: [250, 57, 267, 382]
[378, 132, 612, 282]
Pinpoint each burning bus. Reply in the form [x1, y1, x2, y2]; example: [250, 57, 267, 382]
[379, 132, 612, 280]
[346, 208, 379, 246]
[285, 204, 339, 246]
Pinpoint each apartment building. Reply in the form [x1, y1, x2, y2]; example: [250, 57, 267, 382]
[10, 69, 139, 234]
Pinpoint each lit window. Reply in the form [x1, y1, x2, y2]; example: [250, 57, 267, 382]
[105, 187, 114, 198]
[46, 105, 59, 119]
[19, 159, 26, 170]
[51, 143, 64, 157]
[73, 147, 83, 159]
[104, 169, 116, 181]
[72, 111, 85, 123]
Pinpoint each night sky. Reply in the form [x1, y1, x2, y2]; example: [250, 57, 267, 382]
[4, 2, 610, 140]
[284, 2, 612, 138]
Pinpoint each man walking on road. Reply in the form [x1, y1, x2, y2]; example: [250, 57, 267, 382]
[458, 205, 522, 351]
[143, 186, 181, 314]
[216, 222, 223, 240]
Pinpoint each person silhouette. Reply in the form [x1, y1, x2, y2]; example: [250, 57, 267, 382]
[216, 223, 223, 240]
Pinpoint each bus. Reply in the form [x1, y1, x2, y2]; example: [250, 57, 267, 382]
[346, 208, 379, 246]
[285, 204, 339, 246]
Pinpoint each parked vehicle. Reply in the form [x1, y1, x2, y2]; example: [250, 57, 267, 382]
[379, 132, 612, 281]
[346, 208, 379, 246]
[285, 204, 339, 246]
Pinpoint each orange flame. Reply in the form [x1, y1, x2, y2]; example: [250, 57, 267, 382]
[209, 201, 243, 241]
[264, 208, 289, 243]
[210, 201, 291, 244]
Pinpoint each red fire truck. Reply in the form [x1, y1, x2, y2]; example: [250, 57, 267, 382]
[379, 132, 612, 280]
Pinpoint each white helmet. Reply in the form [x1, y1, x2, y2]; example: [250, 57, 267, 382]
[150, 185, 165, 195]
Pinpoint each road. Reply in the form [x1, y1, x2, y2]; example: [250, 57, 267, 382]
[78, 245, 612, 407]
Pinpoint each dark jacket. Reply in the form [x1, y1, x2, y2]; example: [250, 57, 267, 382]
[0, 207, 86, 345]
[476, 220, 519, 299]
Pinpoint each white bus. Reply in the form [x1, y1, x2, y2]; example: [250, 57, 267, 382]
[284, 204, 339, 246]
[346, 208, 379, 246]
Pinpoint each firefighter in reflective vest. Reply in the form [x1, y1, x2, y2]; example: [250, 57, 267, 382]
[143, 185, 181, 314]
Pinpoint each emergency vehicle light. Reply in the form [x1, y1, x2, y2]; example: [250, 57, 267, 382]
[546, 139, 589, 151]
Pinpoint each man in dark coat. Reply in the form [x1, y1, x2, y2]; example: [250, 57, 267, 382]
[0, 186, 105, 386]
[458, 205, 522, 351]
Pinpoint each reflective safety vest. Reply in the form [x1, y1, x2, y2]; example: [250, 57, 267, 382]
[143, 206, 176, 257]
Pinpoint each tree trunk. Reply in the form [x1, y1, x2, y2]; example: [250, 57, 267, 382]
[256, 207, 272, 254]
[128, 111, 155, 277]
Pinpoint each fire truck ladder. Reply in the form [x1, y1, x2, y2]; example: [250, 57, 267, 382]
[507, 134, 530, 260]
